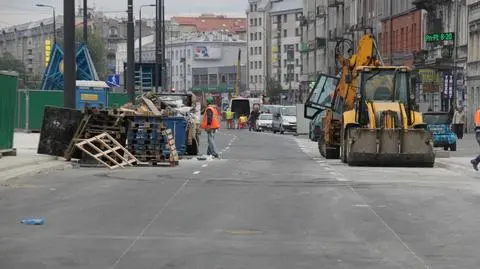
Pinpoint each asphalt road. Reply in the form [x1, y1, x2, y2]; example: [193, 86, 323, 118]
[1, 129, 480, 268]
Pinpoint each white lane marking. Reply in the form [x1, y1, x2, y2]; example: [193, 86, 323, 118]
[201, 164, 208, 168]
[193, 171, 201, 175]
[225, 146, 230, 150]
[352, 204, 369, 207]
[109, 179, 191, 269]
[337, 178, 349, 182]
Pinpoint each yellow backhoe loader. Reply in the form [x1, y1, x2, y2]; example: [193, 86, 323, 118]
[304, 33, 435, 167]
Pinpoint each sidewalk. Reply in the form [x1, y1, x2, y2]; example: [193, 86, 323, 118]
[0, 132, 70, 181]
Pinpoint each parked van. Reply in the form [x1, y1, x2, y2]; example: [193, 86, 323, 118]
[230, 97, 262, 118]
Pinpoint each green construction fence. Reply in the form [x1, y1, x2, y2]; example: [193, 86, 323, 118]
[0, 71, 18, 152]
[15, 90, 132, 132]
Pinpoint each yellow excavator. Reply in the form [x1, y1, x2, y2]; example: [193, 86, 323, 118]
[304, 33, 435, 167]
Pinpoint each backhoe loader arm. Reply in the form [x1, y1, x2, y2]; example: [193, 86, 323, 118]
[333, 34, 377, 112]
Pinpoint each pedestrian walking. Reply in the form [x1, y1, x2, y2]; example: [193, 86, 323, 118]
[470, 108, 480, 170]
[200, 96, 220, 158]
[452, 105, 465, 139]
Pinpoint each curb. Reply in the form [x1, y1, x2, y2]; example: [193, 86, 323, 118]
[0, 156, 58, 173]
[0, 160, 71, 182]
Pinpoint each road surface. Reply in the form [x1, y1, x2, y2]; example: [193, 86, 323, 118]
[0, 130, 480, 268]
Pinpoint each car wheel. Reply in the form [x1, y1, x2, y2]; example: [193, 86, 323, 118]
[444, 146, 449, 151]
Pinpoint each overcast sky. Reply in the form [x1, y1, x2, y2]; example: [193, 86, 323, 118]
[0, 0, 247, 27]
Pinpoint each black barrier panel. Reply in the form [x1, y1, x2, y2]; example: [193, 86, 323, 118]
[37, 106, 83, 158]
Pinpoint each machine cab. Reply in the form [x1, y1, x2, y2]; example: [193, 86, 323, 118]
[304, 73, 340, 120]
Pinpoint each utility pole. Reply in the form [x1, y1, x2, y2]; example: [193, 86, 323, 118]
[161, 0, 166, 92]
[155, 0, 160, 92]
[183, 39, 187, 92]
[63, 0, 75, 108]
[313, 0, 317, 77]
[389, 0, 393, 65]
[452, 0, 459, 111]
[83, 0, 88, 44]
[126, 0, 135, 103]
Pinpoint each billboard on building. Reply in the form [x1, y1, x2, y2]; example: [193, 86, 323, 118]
[193, 46, 222, 60]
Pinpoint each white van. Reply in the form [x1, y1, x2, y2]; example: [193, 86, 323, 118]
[229, 97, 262, 117]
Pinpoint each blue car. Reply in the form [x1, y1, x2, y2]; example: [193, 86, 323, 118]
[422, 112, 457, 151]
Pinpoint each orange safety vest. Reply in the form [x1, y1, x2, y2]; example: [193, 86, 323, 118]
[475, 109, 480, 127]
[200, 106, 220, 129]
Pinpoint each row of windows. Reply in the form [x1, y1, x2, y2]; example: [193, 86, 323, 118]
[250, 60, 263, 70]
[171, 64, 191, 76]
[249, 73, 300, 84]
[268, 28, 302, 38]
[192, 73, 237, 85]
[380, 23, 418, 55]
[273, 13, 303, 24]
[249, 58, 301, 69]
[166, 48, 192, 62]
[250, 46, 263, 55]
[250, 32, 262, 41]
[249, 18, 262, 27]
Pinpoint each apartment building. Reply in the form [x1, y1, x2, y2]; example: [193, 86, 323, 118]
[0, 16, 63, 83]
[269, 0, 304, 102]
[246, 0, 272, 95]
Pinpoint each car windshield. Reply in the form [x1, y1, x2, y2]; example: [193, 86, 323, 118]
[423, 113, 451, 124]
[281, 107, 296, 116]
[259, 114, 273, 120]
[363, 70, 408, 103]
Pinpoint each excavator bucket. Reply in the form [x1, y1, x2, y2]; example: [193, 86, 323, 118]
[347, 128, 435, 167]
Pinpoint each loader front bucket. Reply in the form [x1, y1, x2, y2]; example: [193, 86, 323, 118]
[347, 128, 435, 167]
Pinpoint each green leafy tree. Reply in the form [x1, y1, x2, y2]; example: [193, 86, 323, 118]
[58, 28, 107, 80]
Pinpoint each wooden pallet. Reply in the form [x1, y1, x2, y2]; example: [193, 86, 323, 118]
[75, 132, 139, 169]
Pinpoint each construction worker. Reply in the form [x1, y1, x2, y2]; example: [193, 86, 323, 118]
[200, 96, 220, 158]
[470, 108, 480, 170]
[225, 109, 234, 129]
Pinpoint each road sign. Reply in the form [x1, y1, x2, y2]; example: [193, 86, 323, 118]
[107, 74, 120, 87]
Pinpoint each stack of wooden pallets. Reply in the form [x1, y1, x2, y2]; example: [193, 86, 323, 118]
[125, 116, 179, 167]
[64, 108, 126, 164]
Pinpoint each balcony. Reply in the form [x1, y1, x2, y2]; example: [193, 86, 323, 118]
[328, 0, 344, 7]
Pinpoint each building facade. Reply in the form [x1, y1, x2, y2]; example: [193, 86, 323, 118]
[269, 0, 304, 102]
[139, 32, 247, 94]
[413, 0, 468, 113]
[0, 16, 63, 85]
[467, 0, 480, 130]
[246, 0, 272, 96]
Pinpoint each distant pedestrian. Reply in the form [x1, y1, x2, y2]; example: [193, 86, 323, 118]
[200, 96, 220, 158]
[470, 108, 480, 170]
[452, 105, 465, 139]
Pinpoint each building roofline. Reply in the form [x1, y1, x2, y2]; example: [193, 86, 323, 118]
[380, 8, 420, 22]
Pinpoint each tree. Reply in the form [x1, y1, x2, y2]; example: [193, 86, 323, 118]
[0, 52, 26, 76]
[266, 78, 283, 104]
[58, 28, 107, 80]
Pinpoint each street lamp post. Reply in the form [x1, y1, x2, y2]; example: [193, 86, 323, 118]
[35, 4, 56, 43]
[139, 4, 156, 65]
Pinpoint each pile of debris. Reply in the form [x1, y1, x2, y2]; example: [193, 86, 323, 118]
[37, 92, 201, 170]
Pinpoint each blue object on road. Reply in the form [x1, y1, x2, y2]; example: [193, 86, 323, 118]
[161, 116, 187, 156]
[21, 218, 45, 225]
